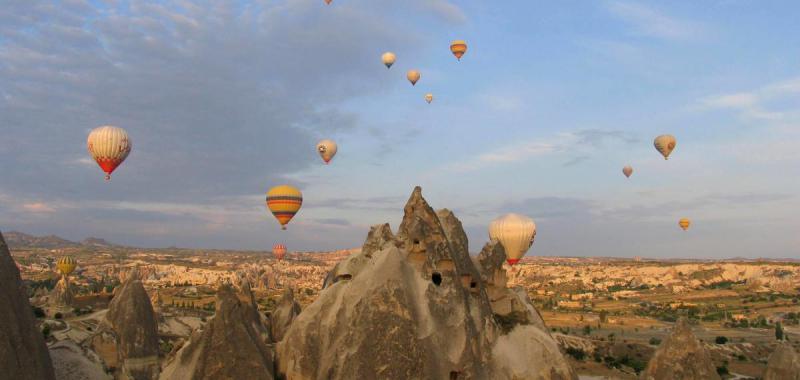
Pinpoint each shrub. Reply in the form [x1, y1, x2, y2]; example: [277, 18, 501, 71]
[715, 336, 728, 344]
[42, 324, 51, 339]
[32, 306, 45, 318]
[54, 312, 63, 320]
[565, 347, 586, 361]
[649, 337, 662, 346]
[716, 365, 729, 375]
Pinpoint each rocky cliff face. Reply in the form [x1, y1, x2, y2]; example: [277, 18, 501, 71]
[277, 187, 576, 380]
[0, 230, 57, 380]
[640, 318, 720, 380]
[763, 342, 800, 380]
[159, 285, 274, 380]
[270, 287, 301, 342]
[105, 269, 160, 380]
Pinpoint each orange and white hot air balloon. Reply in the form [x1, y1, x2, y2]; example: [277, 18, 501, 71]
[654, 135, 676, 160]
[273, 244, 287, 260]
[425, 93, 433, 104]
[324, 0, 332, 4]
[316, 139, 338, 164]
[266, 185, 303, 230]
[450, 40, 467, 60]
[679, 218, 691, 231]
[87, 125, 131, 181]
[489, 213, 536, 266]
[381, 52, 396, 69]
[622, 165, 633, 178]
[407, 70, 420, 86]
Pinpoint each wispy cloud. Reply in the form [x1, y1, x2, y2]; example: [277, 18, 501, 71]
[697, 76, 800, 122]
[22, 203, 56, 213]
[416, 0, 467, 24]
[606, 1, 704, 41]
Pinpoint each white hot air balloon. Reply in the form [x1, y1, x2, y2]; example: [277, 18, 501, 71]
[87, 125, 132, 180]
[316, 139, 338, 164]
[489, 213, 537, 266]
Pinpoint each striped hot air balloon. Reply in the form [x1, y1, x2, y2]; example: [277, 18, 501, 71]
[266, 185, 303, 230]
[489, 213, 536, 266]
[450, 40, 467, 60]
[87, 126, 131, 180]
[273, 244, 287, 260]
[679, 218, 691, 231]
[56, 256, 77, 276]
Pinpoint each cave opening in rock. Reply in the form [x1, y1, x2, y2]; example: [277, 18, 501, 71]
[470, 281, 477, 288]
[432, 272, 442, 286]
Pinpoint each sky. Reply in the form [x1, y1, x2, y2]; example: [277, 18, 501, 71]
[1, 0, 799, 259]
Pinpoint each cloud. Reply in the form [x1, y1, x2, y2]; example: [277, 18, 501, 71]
[311, 218, 351, 227]
[416, 0, 467, 24]
[606, 1, 704, 41]
[22, 202, 56, 213]
[697, 76, 800, 122]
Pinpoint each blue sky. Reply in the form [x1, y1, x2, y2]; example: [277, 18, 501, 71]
[1, 0, 798, 258]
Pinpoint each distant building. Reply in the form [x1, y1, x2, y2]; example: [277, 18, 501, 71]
[557, 300, 583, 309]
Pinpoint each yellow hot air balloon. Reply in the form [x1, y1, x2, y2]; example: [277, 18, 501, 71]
[407, 70, 420, 86]
[425, 93, 433, 104]
[56, 256, 77, 276]
[489, 213, 536, 266]
[266, 185, 303, 230]
[87, 125, 132, 180]
[654, 135, 676, 160]
[316, 139, 338, 164]
[679, 218, 691, 231]
[622, 165, 633, 178]
[381, 52, 396, 69]
[450, 40, 467, 60]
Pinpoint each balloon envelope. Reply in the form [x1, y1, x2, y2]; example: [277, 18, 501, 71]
[450, 40, 467, 60]
[316, 139, 338, 164]
[381, 52, 396, 69]
[425, 93, 433, 104]
[273, 244, 287, 260]
[324, 0, 332, 4]
[679, 218, 691, 231]
[654, 135, 677, 160]
[87, 125, 131, 180]
[489, 213, 536, 265]
[623, 165, 633, 178]
[56, 256, 77, 276]
[407, 70, 420, 86]
[266, 185, 303, 230]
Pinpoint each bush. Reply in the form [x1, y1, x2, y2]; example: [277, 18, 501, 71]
[565, 347, 586, 361]
[32, 306, 45, 318]
[54, 312, 63, 320]
[649, 337, 662, 346]
[736, 354, 747, 361]
[715, 336, 728, 344]
[716, 365, 729, 375]
[42, 324, 51, 339]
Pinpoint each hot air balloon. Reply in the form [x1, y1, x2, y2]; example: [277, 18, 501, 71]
[489, 213, 536, 266]
[87, 125, 131, 180]
[316, 139, 338, 164]
[679, 218, 691, 231]
[56, 256, 77, 276]
[654, 135, 676, 160]
[266, 185, 303, 230]
[623, 165, 633, 178]
[324, 0, 332, 4]
[425, 93, 433, 104]
[273, 244, 287, 260]
[381, 52, 396, 69]
[407, 70, 420, 86]
[450, 40, 467, 60]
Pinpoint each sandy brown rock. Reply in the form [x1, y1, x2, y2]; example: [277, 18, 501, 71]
[106, 270, 160, 380]
[50, 340, 111, 380]
[640, 318, 720, 380]
[270, 287, 301, 342]
[763, 342, 800, 380]
[277, 187, 576, 380]
[0, 230, 57, 380]
[51, 276, 75, 307]
[159, 285, 274, 380]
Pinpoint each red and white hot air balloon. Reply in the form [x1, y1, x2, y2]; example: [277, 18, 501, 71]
[273, 244, 287, 260]
[87, 126, 131, 181]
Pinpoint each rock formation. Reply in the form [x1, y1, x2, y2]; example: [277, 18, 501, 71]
[51, 275, 75, 308]
[159, 285, 274, 380]
[763, 342, 800, 380]
[640, 318, 720, 380]
[0, 230, 57, 380]
[50, 340, 112, 380]
[104, 269, 160, 380]
[278, 186, 576, 380]
[270, 287, 301, 342]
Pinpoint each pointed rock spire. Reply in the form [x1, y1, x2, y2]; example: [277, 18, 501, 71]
[640, 318, 720, 380]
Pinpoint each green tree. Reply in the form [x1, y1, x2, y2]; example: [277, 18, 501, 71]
[775, 322, 784, 341]
[599, 310, 609, 323]
[715, 336, 728, 344]
[583, 325, 592, 335]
